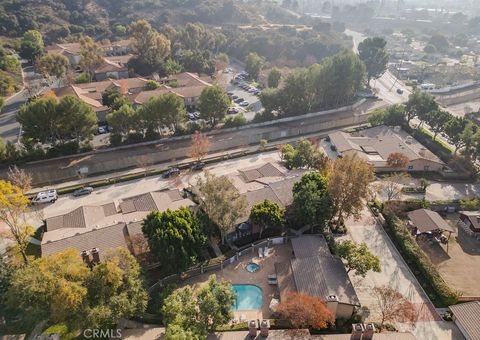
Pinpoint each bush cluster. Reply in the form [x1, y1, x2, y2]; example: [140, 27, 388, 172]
[382, 211, 458, 307]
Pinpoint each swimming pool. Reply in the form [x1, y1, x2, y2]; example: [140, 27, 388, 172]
[232, 284, 263, 310]
[246, 262, 260, 273]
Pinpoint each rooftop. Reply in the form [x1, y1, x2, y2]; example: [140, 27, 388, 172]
[407, 209, 455, 233]
[328, 126, 444, 167]
[449, 301, 480, 340]
[277, 235, 360, 307]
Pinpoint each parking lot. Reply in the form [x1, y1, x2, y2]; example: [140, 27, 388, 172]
[225, 71, 264, 121]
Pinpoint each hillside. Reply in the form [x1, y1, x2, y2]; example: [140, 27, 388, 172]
[0, 0, 262, 42]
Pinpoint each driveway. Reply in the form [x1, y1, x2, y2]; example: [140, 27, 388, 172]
[426, 183, 480, 201]
[343, 207, 463, 340]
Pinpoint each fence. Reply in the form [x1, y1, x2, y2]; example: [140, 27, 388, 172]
[148, 236, 287, 293]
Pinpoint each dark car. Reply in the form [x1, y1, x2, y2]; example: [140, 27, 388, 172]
[234, 98, 244, 103]
[73, 187, 94, 197]
[227, 91, 234, 96]
[163, 167, 180, 178]
[228, 107, 240, 114]
[191, 162, 205, 171]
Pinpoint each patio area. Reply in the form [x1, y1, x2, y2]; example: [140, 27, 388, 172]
[186, 243, 293, 320]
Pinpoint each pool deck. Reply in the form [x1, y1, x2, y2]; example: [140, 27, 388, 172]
[186, 243, 293, 320]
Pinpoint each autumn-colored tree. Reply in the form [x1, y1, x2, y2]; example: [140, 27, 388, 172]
[0, 180, 33, 264]
[197, 171, 247, 244]
[373, 286, 417, 327]
[327, 154, 375, 224]
[277, 292, 334, 329]
[386, 152, 410, 170]
[190, 131, 210, 162]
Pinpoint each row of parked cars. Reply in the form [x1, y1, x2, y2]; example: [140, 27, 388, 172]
[30, 162, 207, 205]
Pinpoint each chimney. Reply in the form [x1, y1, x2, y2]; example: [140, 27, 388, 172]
[91, 248, 100, 265]
[259, 319, 270, 337]
[248, 320, 257, 338]
[81, 250, 91, 266]
[350, 323, 364, 340]
[326, 295, 339, 317]
[363, 323, 375, 340]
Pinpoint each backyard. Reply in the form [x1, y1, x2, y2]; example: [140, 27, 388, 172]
[418, 213, 480, 300]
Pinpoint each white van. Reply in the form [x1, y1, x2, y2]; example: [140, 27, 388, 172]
[31, 189, 58, 205]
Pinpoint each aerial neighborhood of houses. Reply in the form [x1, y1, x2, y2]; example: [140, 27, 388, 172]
[2, 1, 480, 340]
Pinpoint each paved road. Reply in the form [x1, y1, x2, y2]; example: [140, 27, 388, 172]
[4, 99, 381, 186]
[344, 208, 463, 340]
[0, 65, 45, 143]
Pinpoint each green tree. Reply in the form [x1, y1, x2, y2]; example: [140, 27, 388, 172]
[157, 92, 186, 132]
[280, 139, 323, 170]
[85, 248, 148, 329]
[37, 53, 69, 85]
[20, 30, 44, 62]
[142, 208, 207, 274]
[428, 34, 449, 53]
[358, 37, 389, 85]
[259, 87, 281, 114]
[292, 172, 333, 230]
[7, 249, 89, 327]
[328, 154, 375, 224]
[17, 97, 59, 144]
[162, 275, 235, 337]
[267, 68, 282, 88]
[405, 90, 438, 125]
[368, 104, 406, 127]
[199, 85, 231, 127]
[106, 104, 138, 135]
[197, 171, 247, 244]
[445, 116, 468, 153]
[56, 95, 97, 143]
[249, 199, 285, 237]
[102, 88, 121, 107]
[245, 52, 264, 80]
[0, 257, 13, 320]
[79, 36, 104, 82]
[146, 80, 160, 90]
[426, 109, 451, 140]
[7, 248, 147, 330]
[129, 20, 171, 71]
[335, 240, 381, 277]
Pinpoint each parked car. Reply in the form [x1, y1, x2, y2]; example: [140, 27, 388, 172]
[248, 88, 257, 93]
[227, 91, 234, 96]
[239, 101, 250, 107]
[163, 167, 180, 178]
[73, 187, 94, 197]
[232, 95, 239, 100]
[234, 98, 244, 103]
[228, 107, 240, 114]
[31, 189, 58, 205]
[187, 112, 197, 120]
[191, 162, 205, 171]
[97, 126, 107, 134]
[254, 90, 261, 96]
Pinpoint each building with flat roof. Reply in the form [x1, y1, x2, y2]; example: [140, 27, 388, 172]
[328, 126, 445, 172]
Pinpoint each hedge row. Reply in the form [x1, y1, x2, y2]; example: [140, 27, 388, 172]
[382, 211, 458, 307]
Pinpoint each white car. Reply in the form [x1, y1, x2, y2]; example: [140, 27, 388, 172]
[31, 189, 58, 205]
[187, 112, 196, 120]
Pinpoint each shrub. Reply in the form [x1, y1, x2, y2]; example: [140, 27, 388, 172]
[459, 198, 480, 211]
[253, 110, 276, 123]
[224, 114, 247, 128]
[109, 133, 122, 146]
[125, 132, 144, 144]
[382, 211, 458, 307]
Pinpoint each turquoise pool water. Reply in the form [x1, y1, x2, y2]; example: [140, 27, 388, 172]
[232, 284, 263, 310]
[246, 262, 260, 273]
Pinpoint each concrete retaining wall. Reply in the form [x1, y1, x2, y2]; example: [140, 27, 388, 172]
[1, 101, 369, 186]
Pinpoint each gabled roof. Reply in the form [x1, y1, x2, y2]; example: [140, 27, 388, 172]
[459, 211, 480, 230]
[46, 42, 82, 55]
[46, 202, 117, 231]
[120, 189, 194, 214]
[239, 163, 284, 182]
[131, 86, 180, 105]
[95, 58, 127, 74]
[407, 209, 455, 233]
[290, 235, 332, 259]
[449, 301, 480, 340]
